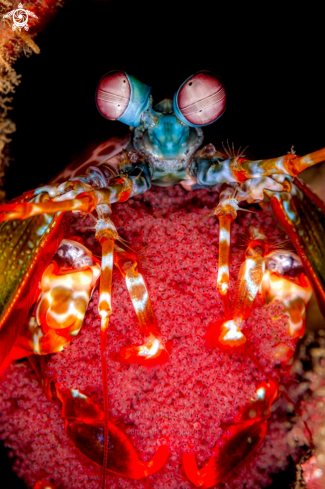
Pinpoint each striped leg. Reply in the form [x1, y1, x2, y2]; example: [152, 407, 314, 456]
[213, 186, 256, 319]
[0, 176, 133, 222]
[113, 245, 168, 366]
[182, 380, 277, 488]
[95, 218, 118, 488]
[215, 187, 239, 318]
[206, 227, 268, 349]
[216, 214, 233, 318]
[219, 227, 268, 347]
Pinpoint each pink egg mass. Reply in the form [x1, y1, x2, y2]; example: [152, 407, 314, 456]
[0, 186, 312, 489]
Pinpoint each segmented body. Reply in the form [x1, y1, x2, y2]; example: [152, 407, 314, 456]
[0, 185, 311, 489]
[0, 69, 324, 488]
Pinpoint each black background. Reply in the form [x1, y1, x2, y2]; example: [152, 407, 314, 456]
[2, 1, 324, 488]
[5, 0, 325, 200]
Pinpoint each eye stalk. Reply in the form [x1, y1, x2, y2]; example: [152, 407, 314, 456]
[96, 70, 151, 127]
[173, 71, 226, 127]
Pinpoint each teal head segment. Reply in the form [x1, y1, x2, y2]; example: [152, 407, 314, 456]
[173, 71, 226, 127]
[96, 70, 151, 127]
[139, 99, 198, 159]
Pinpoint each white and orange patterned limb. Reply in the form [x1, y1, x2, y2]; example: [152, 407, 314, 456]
[212, 186, 243, 318]
[113, 245, 168, 366]
[7, 239, 100, 359]
[95, 216, 119, 488]
[261, 250, 312, 357]
[218, 227, 268, 347]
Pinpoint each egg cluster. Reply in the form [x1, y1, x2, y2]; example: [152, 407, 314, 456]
[0, 186, 302, 488]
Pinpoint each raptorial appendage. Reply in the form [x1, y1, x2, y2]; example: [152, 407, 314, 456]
[5, 209, 168, 483]
[193, 143, 320, 352]
[28, 356, 169, 481]
[2, 64, 325, 489]
[262, 251, 313, 340]
[7, 239, 100, 359]
[112, 245, 169, 366]
[93, 210, 167, 486]
[207, 224, 312, 352]
[218, 227, 269, 347]
[182, 379, 278, 488]
[206, 226, 267, 347]
[0, 175, 134, 222]
[265, 178, 325, 318]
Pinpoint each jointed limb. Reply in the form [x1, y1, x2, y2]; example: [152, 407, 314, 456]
[194, 144, 324, 322]
[0, 176, 133, 222]
[217, 227, 268, 347]
[207, 185, 251, 318]
[0, 157, 152, 223]
[113, 245, 168, 365]
[95, 216, 119, 488]
[194, 145, 325, 185]
[213, 187, 239, 317]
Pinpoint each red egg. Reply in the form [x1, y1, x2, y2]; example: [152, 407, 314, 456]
[177, 71, 226, 126]
[96, 70, 131, 120]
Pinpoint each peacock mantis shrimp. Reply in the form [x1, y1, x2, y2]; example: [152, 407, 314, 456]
[0, 70, 324, 488]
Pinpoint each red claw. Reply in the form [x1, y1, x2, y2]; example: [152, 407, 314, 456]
[237, 379, 278, 423]
[110, 335, 171, 366]
[66, 420, 169, 480]
[183, 380, 278, 487]
[183, 420, 268, 488]
[56, 387, 105, 424]
[57, 386, 169, 480]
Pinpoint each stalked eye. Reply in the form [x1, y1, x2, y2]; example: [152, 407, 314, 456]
[96, 70, 131, 120]
[173, 71, 226, 127]
[96, 70, 151, 127]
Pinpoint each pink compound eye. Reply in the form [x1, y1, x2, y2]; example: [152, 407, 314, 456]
[175, 71, 226, 126]
[96, 70, 131, 120]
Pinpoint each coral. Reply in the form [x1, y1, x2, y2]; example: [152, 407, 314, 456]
[290, 332, 325, 489]
[0, 186, 311, 488]
[0, 0, 64, 198]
